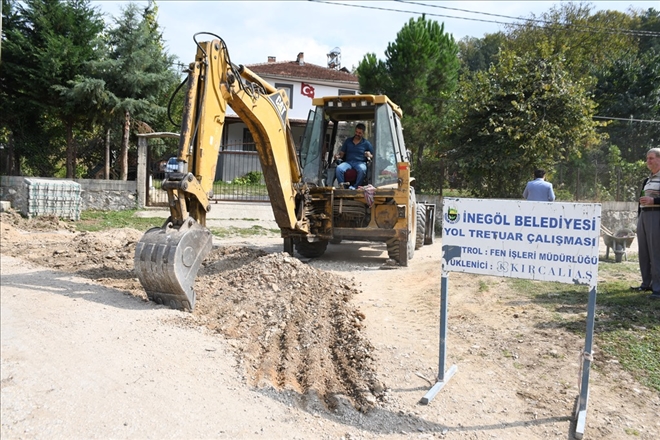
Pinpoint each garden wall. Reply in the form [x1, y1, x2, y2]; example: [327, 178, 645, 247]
[0, 176, 137, 213]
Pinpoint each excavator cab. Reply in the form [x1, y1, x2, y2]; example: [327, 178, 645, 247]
[299, 95, 406, 189]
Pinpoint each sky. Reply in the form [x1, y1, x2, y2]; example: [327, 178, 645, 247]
[92, 1, 655, 71]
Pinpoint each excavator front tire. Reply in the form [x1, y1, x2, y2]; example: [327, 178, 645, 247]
[295, 238, 328, 258]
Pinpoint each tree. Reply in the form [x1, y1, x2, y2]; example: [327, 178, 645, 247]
[448, 49, 603, 198]
[0, 0, 106, 177]
[457, 32, 508, 73]
[505, 3, 637, 82]
[356, 15, 460, 190]
[99, 1, 178, 180]
[0, 0, 33, 175]
[593, 48, 660, 162]
[632, 7, 660, 55]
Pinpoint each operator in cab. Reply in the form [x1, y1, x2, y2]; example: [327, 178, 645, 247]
[335, 123, 373, 189]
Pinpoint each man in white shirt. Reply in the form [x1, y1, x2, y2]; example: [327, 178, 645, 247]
[632, 148, 660, 300]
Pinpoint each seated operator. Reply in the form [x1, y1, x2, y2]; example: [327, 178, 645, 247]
[334, 123, 374, 189]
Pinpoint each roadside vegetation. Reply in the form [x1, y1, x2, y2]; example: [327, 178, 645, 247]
[77, 209, 278, 238]
[212, 172, 269, 198]
[507, 258, 660, 392]
[76, 210, 163, 232]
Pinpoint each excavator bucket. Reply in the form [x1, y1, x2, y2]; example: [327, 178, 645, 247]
[134, 218, 213, 311]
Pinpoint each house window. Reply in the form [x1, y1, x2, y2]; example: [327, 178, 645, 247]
[338, 89, 356, 95]
[274, 83, 293, 109]
[243, 128, 256, 151]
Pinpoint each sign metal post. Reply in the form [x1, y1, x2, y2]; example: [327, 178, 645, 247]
[420, 271, 457, 404]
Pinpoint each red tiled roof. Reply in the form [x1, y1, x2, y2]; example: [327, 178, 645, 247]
[246, 60, 358, 84]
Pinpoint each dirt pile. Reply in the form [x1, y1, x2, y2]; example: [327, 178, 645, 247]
[192, 247, 383, 410]
[0, 213, 383, 411]
[1, 210, 75, 233]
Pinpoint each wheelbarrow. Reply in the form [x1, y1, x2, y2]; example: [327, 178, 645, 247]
[601, 225, 635, 263]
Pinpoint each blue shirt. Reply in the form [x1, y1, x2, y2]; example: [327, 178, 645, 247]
[523, 178, 555, 201]
[340, 136, 373, 164]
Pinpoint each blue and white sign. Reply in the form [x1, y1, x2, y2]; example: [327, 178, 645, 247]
[442, 198, 601, 285]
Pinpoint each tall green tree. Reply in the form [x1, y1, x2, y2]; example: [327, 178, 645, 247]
[449, 49, 603, 198]
[1, 0, 106, 177]
[636, 8, 660, 54]
[506, 3, 637, 81]
[457, 32, 508, 73]
[356, 15, 459, 186]
[593, 49, 660, 162]
[0, 0, 31, 175]
[99, 1, 178, 180]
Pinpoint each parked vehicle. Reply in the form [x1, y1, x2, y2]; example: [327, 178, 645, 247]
[165, 157, 178, 174]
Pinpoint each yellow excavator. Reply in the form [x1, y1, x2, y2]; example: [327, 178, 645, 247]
[134, 33, 435, 311]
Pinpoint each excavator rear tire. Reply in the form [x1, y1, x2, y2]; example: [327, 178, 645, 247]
[424, 209, 436, 245]
[415, 204, 426, 250]
[295, 238, 328, 258]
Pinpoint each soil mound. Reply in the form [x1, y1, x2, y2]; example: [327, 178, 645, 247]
[193, 248, 383, 410]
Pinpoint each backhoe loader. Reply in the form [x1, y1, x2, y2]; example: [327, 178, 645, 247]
[134, 33, 435, 311]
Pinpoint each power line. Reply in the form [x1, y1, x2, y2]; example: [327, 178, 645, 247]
[396, 0, 547, 25]
[594, 116, 660, 124]
[397, 0, 660, 37]
[309, 0, 517, 27]
[309, 0, 660, 38]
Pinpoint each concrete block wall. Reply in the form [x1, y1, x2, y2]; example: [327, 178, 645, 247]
[1, 176, 29, 213]
[600, 201, 638, 233]
[1, 176, 137, 213]
[77, 179, 137, 211]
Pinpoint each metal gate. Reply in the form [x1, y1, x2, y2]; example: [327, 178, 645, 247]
[212, 148, 269, 202]
[146, 144, 271, 206]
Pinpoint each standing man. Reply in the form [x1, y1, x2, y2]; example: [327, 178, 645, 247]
[523, 169, 556, 201]
[632, 148, 660, 300]
[335, 123, 373, 189]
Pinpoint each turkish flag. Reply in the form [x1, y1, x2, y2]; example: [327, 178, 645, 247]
[301, 82, 315, 98]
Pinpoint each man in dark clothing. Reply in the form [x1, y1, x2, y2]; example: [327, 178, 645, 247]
[631, 147, 660, 300]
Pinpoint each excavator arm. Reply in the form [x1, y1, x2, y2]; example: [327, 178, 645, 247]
[134, 36, 306, 311]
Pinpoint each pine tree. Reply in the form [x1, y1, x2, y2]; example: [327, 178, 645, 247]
[1, 0, 106, 177]
[356, 16, 460, 192]
[99, 2, 178, 180]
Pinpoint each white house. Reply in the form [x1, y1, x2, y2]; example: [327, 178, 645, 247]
[221, 52, 360, 151]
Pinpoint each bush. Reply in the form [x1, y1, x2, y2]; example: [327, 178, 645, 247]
[232, 171, 263, 185]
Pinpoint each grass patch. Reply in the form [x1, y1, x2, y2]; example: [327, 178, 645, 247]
[77, 210, 164, 232]
[624, 427, 641, 436]
[600, 329, 659, 392]
[77, 210, 280, 239]
[505, 262, 660, 392]
[208, 225, 279, 238]
[212, 181, 269, 197]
